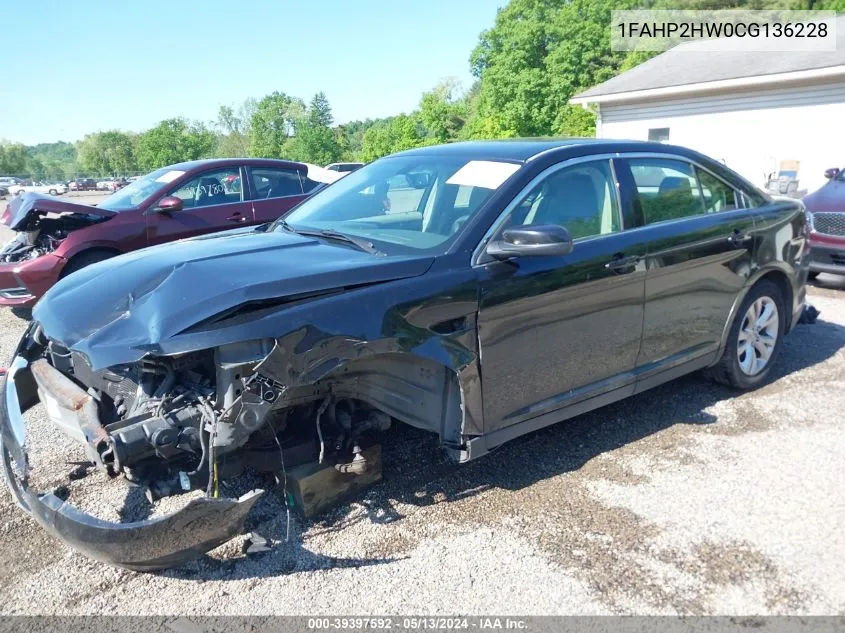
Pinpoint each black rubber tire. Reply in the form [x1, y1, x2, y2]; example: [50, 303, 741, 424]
[49, 189, 57, 195]
[60, 250, 116, 279]
[10, 307, 32, 321]
[704, 279, 785, 390]
[807, 271, 819, 281]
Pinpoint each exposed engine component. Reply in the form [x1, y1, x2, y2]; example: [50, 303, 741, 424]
[30, 339, 393, 490]
[2, 327, 396, 570]
[0, 229, 64, 263]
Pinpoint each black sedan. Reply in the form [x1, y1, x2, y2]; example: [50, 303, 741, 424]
[1, 139, 809, 570]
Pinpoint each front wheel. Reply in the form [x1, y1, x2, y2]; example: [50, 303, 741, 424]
[705, 280, 784, 389]
[49, 189, 57, 195]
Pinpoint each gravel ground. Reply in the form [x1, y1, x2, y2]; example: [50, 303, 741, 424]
[0, 272, 842, 615]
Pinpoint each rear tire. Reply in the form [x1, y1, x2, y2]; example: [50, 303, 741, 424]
[60, 250, 116, 279]
[49, 189, 57, 195]
[705, 279, 784, 390]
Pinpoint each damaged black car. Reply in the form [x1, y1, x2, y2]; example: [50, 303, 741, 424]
[1, 140, 809, 570]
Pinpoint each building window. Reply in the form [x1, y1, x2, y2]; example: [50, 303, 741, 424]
[648, 128, 670, 142]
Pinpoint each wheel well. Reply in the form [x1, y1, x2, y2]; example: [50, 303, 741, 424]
[291, 353, 465, 445]
[61, 248, 122, 278]
[757, 270, 793, 332]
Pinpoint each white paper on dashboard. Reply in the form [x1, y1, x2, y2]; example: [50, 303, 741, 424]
[155, 170, 186, 184]
[446, 160, 521, 190]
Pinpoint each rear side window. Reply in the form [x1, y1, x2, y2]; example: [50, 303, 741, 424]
[696, 167, 739, 213]
[250, 168, 303, 199]
[629, 159, 704, 225]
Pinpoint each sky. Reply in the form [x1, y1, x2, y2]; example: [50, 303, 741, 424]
[0, 0, 504, 146]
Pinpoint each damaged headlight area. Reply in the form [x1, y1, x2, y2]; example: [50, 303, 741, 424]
[1, 326, 391, 571]
[0, 228, 66, 263]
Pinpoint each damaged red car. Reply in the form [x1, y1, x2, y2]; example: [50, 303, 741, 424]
[0, 158, 340, 308]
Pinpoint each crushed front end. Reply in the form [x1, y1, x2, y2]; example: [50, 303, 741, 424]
[0, 193, 114, 306]
[1, 322, 391, 570]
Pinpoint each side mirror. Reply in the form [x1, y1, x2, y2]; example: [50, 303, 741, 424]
[824, 167, 840, 179]
[154, 196, 183, 213]
[487, 224, 574, 259]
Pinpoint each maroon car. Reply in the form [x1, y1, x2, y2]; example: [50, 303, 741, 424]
[802, 166, 845, 279]
[0, 158, 339, 307]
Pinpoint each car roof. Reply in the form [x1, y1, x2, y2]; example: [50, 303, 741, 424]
[390, 138, 698, 163]
[161, 158, 306, 172]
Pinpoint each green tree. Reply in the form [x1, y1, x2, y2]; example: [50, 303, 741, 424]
[360, 115, 426, 162]
[248, 91, 305, 158]
[336, 118, 382, 161]
[419, 78, 467, 143]
[214, 98, 256, 157]
[287, 92, 342, 165]
[77, 131, 137, 176]
[0, 142, 27, 176]
[136, 118, 216, 171]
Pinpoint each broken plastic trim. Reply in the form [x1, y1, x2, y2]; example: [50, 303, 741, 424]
[0, 355, 264, 571]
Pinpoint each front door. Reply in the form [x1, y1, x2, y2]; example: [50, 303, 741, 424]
[615, 157, 758, 388]
[476, 159, 647, 433]
[145, 166, 253, 246]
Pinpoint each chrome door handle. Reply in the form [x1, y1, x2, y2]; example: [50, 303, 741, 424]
[728, 230, 752, 245]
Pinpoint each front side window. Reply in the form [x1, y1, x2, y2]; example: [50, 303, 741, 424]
[696, 167, 738, 213]
[503, 160, 620, 240]
[170, 168, 243, 209]
[281, 156, 520, 252]
[629, 159, 704, 225]
[250, 168, 303, 199]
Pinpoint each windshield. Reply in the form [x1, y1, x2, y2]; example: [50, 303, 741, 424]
[98, 167, 183, 211]
[281, 155, 520, 253]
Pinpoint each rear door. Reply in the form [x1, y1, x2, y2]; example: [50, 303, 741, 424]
[615, 156, 758, 390]
[145, 166, 252, 246]
[247, 165, 309, 223]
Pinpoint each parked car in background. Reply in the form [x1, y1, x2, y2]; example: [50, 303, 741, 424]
[326, 162, 364, 173]
[69, 178, 97, 191]
[8, 181, 68, 196]
[0, 140, 808, 570]
[0, 158, 340, 307]
[802, 166, 845, 279]
[108, 177, 129, 191]
[0, 177, 23, 189]
[96, 179, 113, 191]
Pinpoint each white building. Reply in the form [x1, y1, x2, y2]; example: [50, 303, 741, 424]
[570, 16, 845, 194]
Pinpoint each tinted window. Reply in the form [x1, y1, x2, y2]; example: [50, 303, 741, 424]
[511, 160, 620, 240]
[648, 128, 670, 142]
[302, 178, 322, 193]
[629, 159, 704, 225]
[696, 167, 738, 213]
[250, 168, 303, 199]
[170, 168, 243, 209]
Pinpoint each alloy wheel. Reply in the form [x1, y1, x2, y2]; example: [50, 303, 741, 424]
[737, 296, 779, 376]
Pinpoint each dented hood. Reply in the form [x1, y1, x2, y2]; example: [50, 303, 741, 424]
[1, 192, 116, 231]
[33, 227, 435, 369]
